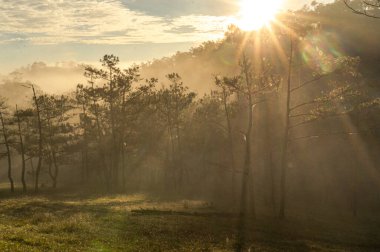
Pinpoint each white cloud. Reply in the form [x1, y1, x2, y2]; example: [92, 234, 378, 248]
[0, 0, 232, 45]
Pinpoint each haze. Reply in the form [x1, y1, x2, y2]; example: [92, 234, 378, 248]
[0, 0, 379, 251]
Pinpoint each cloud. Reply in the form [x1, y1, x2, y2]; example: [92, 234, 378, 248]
[165, 25, 198, 34]
[0, 0, 233, 45]
[121, 0, 239, 17]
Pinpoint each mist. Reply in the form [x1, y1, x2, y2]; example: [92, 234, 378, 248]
[0, 0, 380, 251]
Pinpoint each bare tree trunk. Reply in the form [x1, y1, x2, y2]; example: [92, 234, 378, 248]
[108, 67, 119, 190]
[30, 158, 35, 184]
[236, 55, 255, 251]
[173, 83, 183, 191]
[242, 54, 256, 218]
[120, 85, 129, 190]
[16, 105, 27, 193]
[46, 147, 59, 189]
[279, 38, 293, 219]
[121, 145, 126, 189]
[32, 85, 43, 193]
[0, 111, 14, 192]
[222, 87, 236, 201]
[51, 150, 59, 188]
[176, 122, 183, 190]
[81, 104, 89, 183]
[246, 92, 255, 218]
[166, 112, 176, 189]
[262, 101, 276, 215]
[48, 156, 54, 188]
[269, 151, 276, 215]
[46, 113, 59, 189]
[91, 80, 109, 190]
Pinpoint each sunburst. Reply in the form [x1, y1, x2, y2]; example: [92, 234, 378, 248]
[236, 0, 283, 30]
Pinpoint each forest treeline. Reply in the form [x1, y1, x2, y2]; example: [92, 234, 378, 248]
[0, 1, 380, 220]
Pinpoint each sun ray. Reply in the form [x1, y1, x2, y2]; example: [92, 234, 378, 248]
[266, 26, 289, 67]
[271, 18, 298, 39]
[235, 31, 254, 63]
[253, 31, 262, 72]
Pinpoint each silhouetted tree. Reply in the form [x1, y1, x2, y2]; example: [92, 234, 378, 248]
[15, 105, 27, 192]
[156, 73, 196, 189]
[0, 99, 14, 192]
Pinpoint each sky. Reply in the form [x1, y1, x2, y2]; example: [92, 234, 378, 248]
[0, 0, 313, 74]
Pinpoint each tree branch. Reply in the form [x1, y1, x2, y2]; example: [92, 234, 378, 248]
[289, 112, 351, 129]
[290, 74, 329, 93]
[290, 99, 319, 112]
[344, 0, 380, 18]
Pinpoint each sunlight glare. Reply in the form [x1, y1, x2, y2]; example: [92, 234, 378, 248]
[237, 0, 283, 30]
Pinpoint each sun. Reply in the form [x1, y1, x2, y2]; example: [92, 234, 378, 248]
[236, 0, 283, 31]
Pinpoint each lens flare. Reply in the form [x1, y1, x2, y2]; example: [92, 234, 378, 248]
[301, 32, 345, 73]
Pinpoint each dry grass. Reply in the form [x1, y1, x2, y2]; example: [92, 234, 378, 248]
[0, 189, 379, 251]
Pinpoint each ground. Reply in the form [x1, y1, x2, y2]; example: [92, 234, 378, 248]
[0, 188, 379, 251]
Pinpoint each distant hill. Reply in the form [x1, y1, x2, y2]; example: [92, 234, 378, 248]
[140, 40, 241, 94]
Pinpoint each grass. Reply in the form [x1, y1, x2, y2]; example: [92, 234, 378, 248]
[0, 189, 379, 251]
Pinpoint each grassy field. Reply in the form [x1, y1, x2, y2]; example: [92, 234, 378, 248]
[0, 189, 379, 251]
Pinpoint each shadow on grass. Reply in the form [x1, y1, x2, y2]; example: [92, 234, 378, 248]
[0, 188, 380, 251]
[120, 209, 380, 251]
